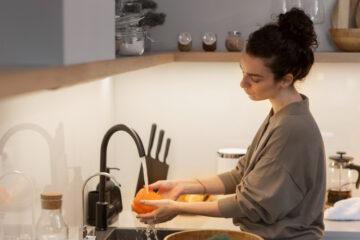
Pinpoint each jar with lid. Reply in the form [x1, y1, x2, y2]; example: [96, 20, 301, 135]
[225, 31, 243, 52]
[177, 32, 192, 52]
[202, 32, 217, 52]
[116, 27, 145, 56]
[217, 148, 247, 174]
[35, 192, 68, 240]
[327, 151, 360, 206]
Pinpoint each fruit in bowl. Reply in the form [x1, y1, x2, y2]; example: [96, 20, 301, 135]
[132, 187, 162, 214]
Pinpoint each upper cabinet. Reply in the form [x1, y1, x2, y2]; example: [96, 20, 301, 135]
[0, 0, 358, 70]
[0, 0, 115, 67]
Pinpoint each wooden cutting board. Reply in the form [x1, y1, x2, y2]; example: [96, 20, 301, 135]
[331, 0, 359, 28]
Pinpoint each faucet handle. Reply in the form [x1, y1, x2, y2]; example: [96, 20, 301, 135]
[106, 167, 120, 173]
[106, 168, 121, 186]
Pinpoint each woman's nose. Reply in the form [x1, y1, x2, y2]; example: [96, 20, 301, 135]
[240, 76, 250, 89]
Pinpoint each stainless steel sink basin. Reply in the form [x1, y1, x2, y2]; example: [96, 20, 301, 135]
[96, 227, 181, 240]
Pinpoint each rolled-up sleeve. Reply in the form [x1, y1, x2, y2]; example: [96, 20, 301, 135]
[218, 156, 304, 224]
[217, 152, 248, 194]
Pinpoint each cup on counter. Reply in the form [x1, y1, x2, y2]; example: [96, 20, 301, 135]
[216, 148, 247, 174]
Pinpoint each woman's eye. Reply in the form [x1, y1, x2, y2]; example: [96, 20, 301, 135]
[250, 77, 261, 83]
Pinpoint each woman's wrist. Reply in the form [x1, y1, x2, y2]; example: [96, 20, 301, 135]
[176, 179, 195, 195]
[173, 200, 183, 214]
[195, 178, 207, 194]
[174, 179, 207, 195]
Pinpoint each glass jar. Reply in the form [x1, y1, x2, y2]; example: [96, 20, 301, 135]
[123, 1, 142, 14]
[202, 32, 217, 52]
[35, 192, 68, 240]
[270, 0, 324, 24]
[225, 31, 243, 52]
[116, 27, 145, 56]
[177, 32, 192, 52]
[216, 148, 247, 174]
[327, 152, 360, 205]
[301, 0, 325, 24]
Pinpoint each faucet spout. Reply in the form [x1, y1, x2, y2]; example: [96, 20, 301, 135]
[97, 124, 145, 230]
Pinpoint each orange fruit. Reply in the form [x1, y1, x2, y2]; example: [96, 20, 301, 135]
[132, 187, 162, 214]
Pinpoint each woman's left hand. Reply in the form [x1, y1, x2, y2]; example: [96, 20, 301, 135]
[136, 199, 179, 224]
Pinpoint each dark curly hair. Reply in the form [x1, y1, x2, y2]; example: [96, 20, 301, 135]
[246, 8, 318, 83]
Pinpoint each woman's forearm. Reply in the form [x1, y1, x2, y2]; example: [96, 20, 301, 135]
[174, 200, 222, 217]
[179, 176, 225, 195]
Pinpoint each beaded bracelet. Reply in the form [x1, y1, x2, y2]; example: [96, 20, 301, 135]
[195, 178, 207, 195]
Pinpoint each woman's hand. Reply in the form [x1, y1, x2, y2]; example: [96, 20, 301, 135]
[148, 180, 184, 200]
[136, 199, 179, 224]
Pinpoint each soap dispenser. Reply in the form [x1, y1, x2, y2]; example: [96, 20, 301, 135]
[87, 168, 122, 226]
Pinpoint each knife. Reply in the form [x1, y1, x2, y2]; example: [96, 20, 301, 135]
[147, 123, 157, 157]
[163, 138, 171, 163]
[155, 130, 164, 160]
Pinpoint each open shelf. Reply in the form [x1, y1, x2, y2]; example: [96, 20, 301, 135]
[0, 52, 359, 99]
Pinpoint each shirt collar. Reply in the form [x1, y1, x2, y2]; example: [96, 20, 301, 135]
[269, 94, 310, 124]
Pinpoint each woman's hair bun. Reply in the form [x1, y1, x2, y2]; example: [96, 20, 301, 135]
[278, 8, 318, 49]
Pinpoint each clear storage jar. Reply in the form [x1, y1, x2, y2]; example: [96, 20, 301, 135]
[178, 32, 192, 52]
[116, 27, 145, 56]
[216, 148, 246, 174]
[202, 32, 217, 52]
[225, 31, 243, 52]
[35, 193, 68, 240]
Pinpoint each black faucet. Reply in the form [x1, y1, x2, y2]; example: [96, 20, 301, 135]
[96, 124, 145, 231]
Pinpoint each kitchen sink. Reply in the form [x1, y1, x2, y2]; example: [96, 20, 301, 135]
[96, 227, 181, 240]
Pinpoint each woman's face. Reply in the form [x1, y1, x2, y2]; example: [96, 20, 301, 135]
[239, 52, 282, 101]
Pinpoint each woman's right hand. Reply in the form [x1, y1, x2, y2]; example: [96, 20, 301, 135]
[148, 180, 184, 200]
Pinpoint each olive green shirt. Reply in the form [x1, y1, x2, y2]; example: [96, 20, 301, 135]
[218, 95, 326, 240]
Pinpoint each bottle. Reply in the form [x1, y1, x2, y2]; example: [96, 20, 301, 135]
[36, 192, 68, 240]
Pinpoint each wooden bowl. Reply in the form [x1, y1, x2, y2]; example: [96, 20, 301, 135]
[164, 229, 263, 240]
[329, 28, 360, 52]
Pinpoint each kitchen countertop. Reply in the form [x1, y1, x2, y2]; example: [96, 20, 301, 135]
[70, 210, 360, 240]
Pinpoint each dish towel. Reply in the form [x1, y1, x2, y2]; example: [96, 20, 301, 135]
[324, 197, 360, 221]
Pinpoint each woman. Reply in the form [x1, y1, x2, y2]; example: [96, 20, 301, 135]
[138, 8, 326, 240]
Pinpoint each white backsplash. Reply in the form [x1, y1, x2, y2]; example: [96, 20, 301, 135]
[0, 77, 116, 230]
[0, 62, 360, 232]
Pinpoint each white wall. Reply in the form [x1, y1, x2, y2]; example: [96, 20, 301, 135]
[0, 78, 115, 234]
[113, 62, 360, 209]
[1, 61, 360, 235]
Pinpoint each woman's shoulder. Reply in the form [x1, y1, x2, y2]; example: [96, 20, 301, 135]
[272, 112, 321, 140]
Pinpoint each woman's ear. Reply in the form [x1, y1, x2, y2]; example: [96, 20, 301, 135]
[280, 74, 294, 88]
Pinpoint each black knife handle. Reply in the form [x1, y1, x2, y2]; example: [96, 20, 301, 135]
[155, 130, 164, 160]
[163, 138, 171, 163]
[147, 123, 157, 156]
